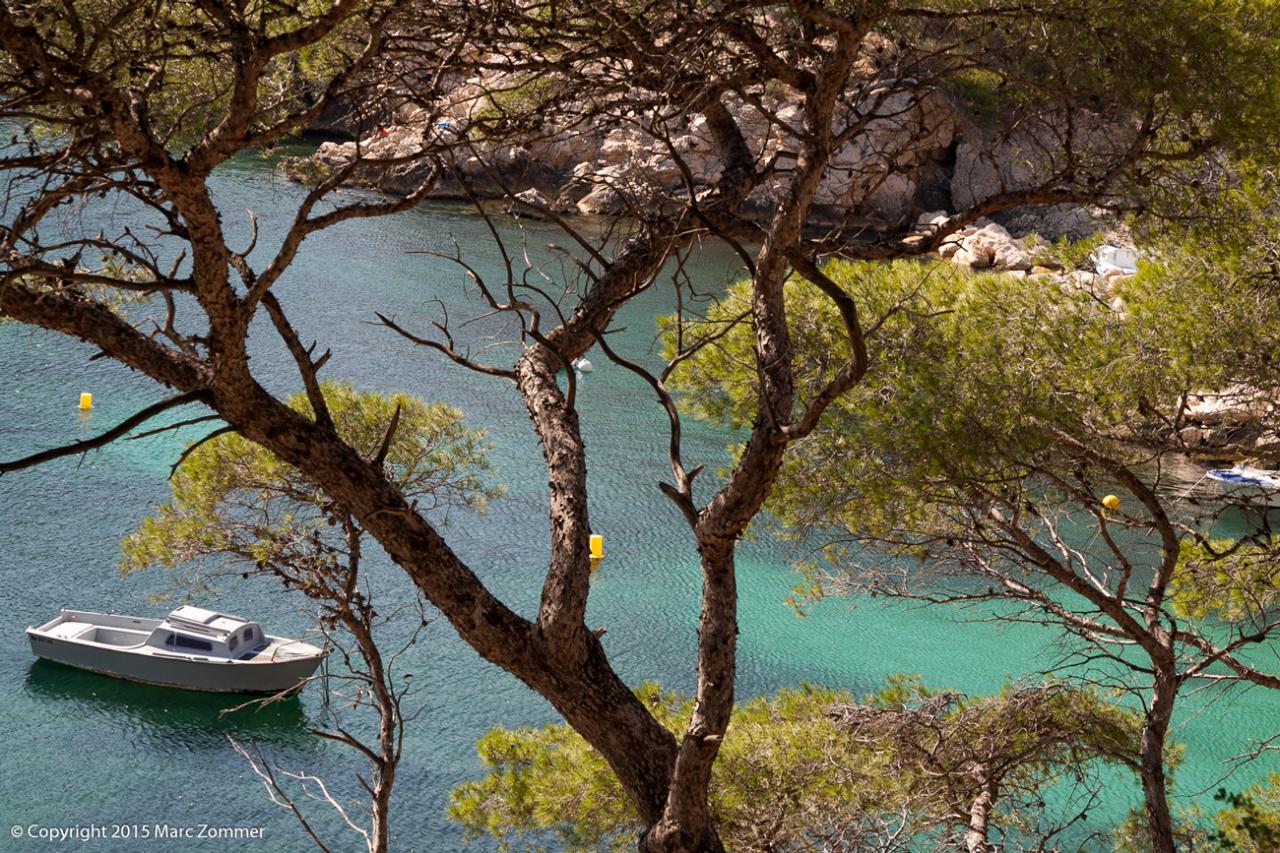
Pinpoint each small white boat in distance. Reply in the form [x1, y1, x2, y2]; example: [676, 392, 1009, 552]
[1206, 465, 1280, 490]
[27, 605, 326, 694]
[1204, 465, 1280, 508]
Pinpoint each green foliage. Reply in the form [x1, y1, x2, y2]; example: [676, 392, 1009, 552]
[857, 675, 1147, 798]
[668, 256, 1280, 553]
[448, 713, 636, 851]
[280, 155, 337, 188]
[5, 0, 387, 151]
[865, 672, 940, 709]
[447, 679, 1144, 852]
[466, 73, 573, 140]
[447, 683, 894, 853]
[1020, 232, 1108, 271]
[942, 68, 1030, 127]
[1111, 805, 1214, 853]
[1170, 539, 1280, 622]
[121, 382, 501, 576]
[1211, 778, 1280, 852]
[485, 75, 566, 118]
[918, 0, 1280, 159]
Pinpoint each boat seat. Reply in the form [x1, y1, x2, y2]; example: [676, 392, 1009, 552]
[47, 622, 95, 641]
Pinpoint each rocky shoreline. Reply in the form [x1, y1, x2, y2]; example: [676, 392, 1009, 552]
[280, 100, 1271, 465]
[283, 67, 1118, 238]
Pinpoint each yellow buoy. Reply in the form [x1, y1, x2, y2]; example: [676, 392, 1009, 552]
[589, 534, 604, 560]
[1101, 494, 1120, 511]
[78, 392, 93, 410]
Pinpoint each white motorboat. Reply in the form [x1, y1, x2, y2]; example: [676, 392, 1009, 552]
[1206, 465, 1280, 489]
[27, 605, 326, 694]
[1203, 465, 1280, 507]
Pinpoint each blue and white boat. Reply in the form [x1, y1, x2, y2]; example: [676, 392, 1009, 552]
[1206, 465, 1280, 490]
[1205, 465, 1280, 505]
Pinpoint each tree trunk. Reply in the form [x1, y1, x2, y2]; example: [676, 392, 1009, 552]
[964, 771, 997, 853]
[339, 520, 396, 853]
[640, 547, 738, 853]
[1140, 668, 1179, 853]
[534, 634, 684, 827]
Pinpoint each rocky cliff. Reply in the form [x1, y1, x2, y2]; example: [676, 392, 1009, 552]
[284, 71, 1111, 250]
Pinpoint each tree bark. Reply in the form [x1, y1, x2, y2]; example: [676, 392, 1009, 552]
[964, 771, 997, 853]
[1140, 666, 1179, 853]
[641, 547, 738, 853]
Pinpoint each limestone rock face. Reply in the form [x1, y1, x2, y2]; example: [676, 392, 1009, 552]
[1002, 204, 1114, 242]
[949, 109, 1125, 213]
[288, 73, 966, 223]
[1176, 387, 1280, 460]
[286, 67, 1124, 240]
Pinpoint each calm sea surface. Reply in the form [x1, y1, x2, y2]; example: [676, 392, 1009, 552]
[1, 152, 1277, 851]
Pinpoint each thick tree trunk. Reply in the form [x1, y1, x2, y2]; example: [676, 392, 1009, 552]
[964, 772, 997, 853]
[641, 547, 738, 853]
[535, 635, 684, 827]
[1140, 668, 1179, 853]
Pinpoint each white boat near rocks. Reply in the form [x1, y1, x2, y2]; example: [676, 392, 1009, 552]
[1201, 465, 1280, 508]
[1206, 465, 1280, 490]
[27, 605, 326, 694]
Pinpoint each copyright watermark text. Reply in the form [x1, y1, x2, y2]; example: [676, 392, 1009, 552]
[11, 823, 265, 843]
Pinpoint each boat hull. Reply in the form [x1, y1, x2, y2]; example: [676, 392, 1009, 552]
[27, 632, 324, 694]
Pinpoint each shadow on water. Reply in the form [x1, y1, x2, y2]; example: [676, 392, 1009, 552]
[24, 660, 316, 752]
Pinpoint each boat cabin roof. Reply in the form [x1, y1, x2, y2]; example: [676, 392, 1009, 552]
[163, 605, 253, 639]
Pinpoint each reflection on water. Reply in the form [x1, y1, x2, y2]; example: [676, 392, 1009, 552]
[24, 660, 316, 753]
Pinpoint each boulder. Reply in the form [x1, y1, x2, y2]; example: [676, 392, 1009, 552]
[947, 221, 1030, 270]
[938, 239, 963, 259]
[577, 183, 626, 215]
[992, 241, 1032, 271]
[510, 187, 575, 217]
[1185, 387, 1273, 426]
[915, 210, 950, 232]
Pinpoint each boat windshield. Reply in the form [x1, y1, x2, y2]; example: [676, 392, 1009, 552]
[164, 633, 214, 653]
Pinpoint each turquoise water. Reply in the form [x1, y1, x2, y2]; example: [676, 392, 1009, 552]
[1, 154, 1277, 851]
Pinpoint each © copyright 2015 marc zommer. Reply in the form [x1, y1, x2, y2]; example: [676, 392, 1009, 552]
[11, 823, 266, 843]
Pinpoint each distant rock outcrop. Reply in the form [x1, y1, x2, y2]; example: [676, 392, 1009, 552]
[292, 82, 1125, 250]
[1176, 387, 1280, 461]
[287, 84, 964, 228]
[284, 58, 1143, 239]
